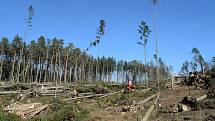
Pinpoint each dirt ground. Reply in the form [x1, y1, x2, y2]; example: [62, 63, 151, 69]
[149, 86, 214, 121]
[1, 85, 214, 121]
[86, 86, 214, 121]
[85, 92, 154, 121]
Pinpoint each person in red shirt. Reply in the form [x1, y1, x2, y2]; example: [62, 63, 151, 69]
[127, 80, 135, 91]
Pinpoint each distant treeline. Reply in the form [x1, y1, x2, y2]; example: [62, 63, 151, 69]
[180, 47, 215, 77]
[0, 35, 171, 84]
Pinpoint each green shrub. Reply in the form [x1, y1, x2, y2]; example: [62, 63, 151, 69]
[0, 106, 21, 121]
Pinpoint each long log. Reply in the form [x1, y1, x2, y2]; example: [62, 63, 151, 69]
[40, 86, 65, 90]
[40, 93, 62, 96]
[79, 92, 94, 96]
[141, 92, 160, 121]
[142, 88, 152, 92]
[5, 103, 48, 118]
[5, 103, 42, 111]
[39, 90, 64, 93]
[63, 93, 105, 101]
[25, 104, 49, 118]
[97, 90, 123, 99]
[138, 94, 157, 105]
[196, 95, 207, 102]
[0, 91, 18, 94]
[0, 85, 14, 88]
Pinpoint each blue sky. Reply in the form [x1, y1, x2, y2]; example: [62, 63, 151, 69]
[0, 0, 214, 72]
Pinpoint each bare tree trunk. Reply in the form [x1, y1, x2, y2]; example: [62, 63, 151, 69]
[16, 54, 22, 83]
[74, 60, 78, 82]
[30, 55, 33, 83]
[91, 64, 94, 82]
[17, 42, 24, 83]
[102, 66, 105, 81]
[78, 64, 81, 82]
[39, 63, 42, 83]
[116, 69, 119, 83]
[0, 49, 4, 81]
[22, 56, 26, 83]
[10, 52, 16, 84]
[200, 62, 204, 75]
[96, 44, 99, 81]
[53, 52, 58, 84]
[36, 56, 40, 83]
[87, 64, 91, 82]
[143, 44, 149, 87]
[121, 66, 124, 82]
[106, 64, 109, 82]
[0, 61, 3, 81]
[69, 67, 72, 83]
[80, 63, 83, 83]
[95, 61, 98, 81]
[86, 64, 90, 82]
[153, 2, 160, 92]
[58, 52, 62, 84]
[50, 52, 54, 82]
[64, 51, 68, 83]
[44, 47, 49, 83]
[26, 56, 31, 83]
[82, 63, 85, 83]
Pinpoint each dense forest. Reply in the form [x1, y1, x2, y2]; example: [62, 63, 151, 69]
[0, 35, 172, 84]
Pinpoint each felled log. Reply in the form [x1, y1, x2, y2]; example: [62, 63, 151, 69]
[196, 95, 207, 102]
[40, 86, 65, 90]
[181, 94, 208, 110]
[25, 104, 49, 118]
[39, 89, 64, 93]
[142, 88, 152, 92]
[97, 90, 123, 99]
[5, 103, 42, 112]
[0, 91, 19, 95]
[63, 93, 105, 101]
[40, 93, 61, 96]
[4, 103, 49, 118]
[78, 92, 93, 96]
[141, 92, 160, 121]
[138, 94, 157, 105]
[0, 85, 14, 88]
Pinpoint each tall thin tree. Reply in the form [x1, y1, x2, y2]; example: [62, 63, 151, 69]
[90, 19, 106, 81]
[151, 0, 160, 91]
[137, 21, 151, 87]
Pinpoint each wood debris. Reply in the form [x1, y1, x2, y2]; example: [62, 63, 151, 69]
[4, 102, 49, 118]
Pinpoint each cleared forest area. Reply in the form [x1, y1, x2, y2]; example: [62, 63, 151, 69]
[1, 1, 215, 121]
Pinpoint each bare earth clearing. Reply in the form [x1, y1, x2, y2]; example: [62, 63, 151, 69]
[0, 82, 214, 121]
[86, 86, 214, 121]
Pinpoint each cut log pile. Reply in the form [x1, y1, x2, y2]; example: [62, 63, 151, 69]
[0, 83, 114, 97]
[0, 83, 125, 103]
[4, 103, 49, 118]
